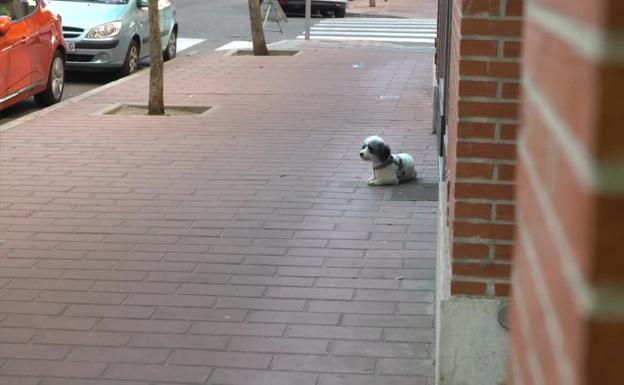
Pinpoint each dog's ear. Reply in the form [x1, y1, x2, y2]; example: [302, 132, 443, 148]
[378, 142, 391, 162]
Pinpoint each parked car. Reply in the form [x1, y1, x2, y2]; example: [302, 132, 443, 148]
[266, 0, 348, 18]
[47, 0, 178, 76]
[0, 0, 66, 111]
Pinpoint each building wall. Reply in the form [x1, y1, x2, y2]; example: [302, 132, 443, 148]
[508, 0, 624, 384]
[446, 0, 523, 297]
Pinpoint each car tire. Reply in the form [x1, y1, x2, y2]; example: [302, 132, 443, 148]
[119, 39, 140, 78]
[334, 7, 346, 18]
[34, 50, 65, 107]
[163, 28, 177, 61]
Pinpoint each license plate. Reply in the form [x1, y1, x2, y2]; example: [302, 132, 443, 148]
[67, 42, 75, 52]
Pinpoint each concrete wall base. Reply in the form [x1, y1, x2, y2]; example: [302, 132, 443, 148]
[436, 297, 509, 385]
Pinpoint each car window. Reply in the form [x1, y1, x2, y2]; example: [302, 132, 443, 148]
[52, 0, 128, 4]
[0, 0, 38, 21]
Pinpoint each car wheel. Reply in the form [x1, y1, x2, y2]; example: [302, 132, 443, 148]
[163, 28, 177, 61]
[119, 39, 140, 77]
[321, 9, 331, 17]
[34, 50, 65, 107]
[334, 7, 346, 18]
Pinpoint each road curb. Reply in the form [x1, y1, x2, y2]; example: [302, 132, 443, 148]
[346, 11, 406, 19]
[0, 66, 146, 133]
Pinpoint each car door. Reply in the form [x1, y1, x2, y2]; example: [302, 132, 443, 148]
[135, 0, 150, 58]
[159, 0, 172, 42]
[0, 0, 40, 97]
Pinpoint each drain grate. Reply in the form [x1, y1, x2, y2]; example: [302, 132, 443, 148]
[390, 182, 438, 201]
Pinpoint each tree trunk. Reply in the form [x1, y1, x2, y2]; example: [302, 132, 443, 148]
[248, 0, 269, 56]
[148, 0, 165, 115]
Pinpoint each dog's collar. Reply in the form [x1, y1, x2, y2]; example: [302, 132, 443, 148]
[374, 155, 402, 170]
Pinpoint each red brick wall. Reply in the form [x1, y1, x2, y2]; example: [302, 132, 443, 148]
[508, 0, 624, 384]
[446, 0, 523, 297]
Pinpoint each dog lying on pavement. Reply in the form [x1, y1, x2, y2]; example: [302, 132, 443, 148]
[359, 135, 417, 186]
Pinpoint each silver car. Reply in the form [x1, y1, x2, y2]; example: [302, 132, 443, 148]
[48, 0, 177, 76]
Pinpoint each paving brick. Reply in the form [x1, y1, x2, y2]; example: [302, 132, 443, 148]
[63, 304, 155, 319]
[0, 343, 70, 360]
[177, 284, 266, 297]
[207, 368, 318, 385]
[247, 311, 340, 325]
[343, 314, 434, 328]
[190, 322, 285, 336]
[113, 261, 195, 272]
[214, 297, 305, 311]
[6, 278, 94, 291]
[95, 319, 190, 333]
[278, 267, 359, 278]
[378, 358, 435, 376]
[67, 347, 170, 364]
[0, 360, 107, 378]
[307, 300, 395, 314]
[287, 325, 382, 341]
[244, 256, 325, 267]
[92, 281, 179, 294]
[154, 307, 246, 322]
[130, 334, 229, 350]
[383, 328, 436, 343]
[355, 289, 435, 303]
[102, 363, 211, 383]
[195, 263, 277, 276]
[145, 271, 231, 283]
[41, 380, 145, 385]
[228, 336, 328, 354]
[265, 287, 354, 300]
[0, 328, 36, 343]
[319, 374, 428, 385]
[229, 275, 314, 287]
[274, 355, 375, 374]
[2, 315, 98, 330]
[0, 377, 44, 385]
[168, 350, 272, 369]
[294, 231, 370, 240]
[62, 270, 147, 281]
[0, 289, 38, 301]
[316, 277, 399, 289]
[330, 341, 430, 358]
[124, 294, 216, 307]
[38, 291, 127, 305]
[31, 330, 132, 346]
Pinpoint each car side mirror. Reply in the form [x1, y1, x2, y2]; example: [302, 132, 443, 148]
[137, 0, 149, 8]
[0, 16, 12, 36]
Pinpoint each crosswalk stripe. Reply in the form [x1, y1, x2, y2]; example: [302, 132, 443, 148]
[177, 38, 205, 53]
[298, 18, 437, 45]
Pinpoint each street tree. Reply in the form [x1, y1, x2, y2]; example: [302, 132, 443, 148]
[248, 0, 269, 56]
[148, 0, 165, 115]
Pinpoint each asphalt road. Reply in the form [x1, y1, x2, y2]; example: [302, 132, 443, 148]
[0, 0, 318, 124]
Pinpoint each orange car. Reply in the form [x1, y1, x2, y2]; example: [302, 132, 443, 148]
[0, 0, 66, 111]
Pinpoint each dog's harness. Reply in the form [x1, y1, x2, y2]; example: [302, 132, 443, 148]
[373, 155, 406, 176]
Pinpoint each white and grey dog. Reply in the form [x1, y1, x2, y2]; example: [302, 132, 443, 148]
[359, 135, 417, 186]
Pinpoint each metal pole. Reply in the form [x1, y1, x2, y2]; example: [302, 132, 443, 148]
[305, 0, 311, 40]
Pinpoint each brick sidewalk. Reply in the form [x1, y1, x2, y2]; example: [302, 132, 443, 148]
[348, 0, 438, 19]
[0, 41, 437, 384]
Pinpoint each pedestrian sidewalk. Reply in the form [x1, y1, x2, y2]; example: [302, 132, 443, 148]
[0, 38, 437, 385]
[348, 0, 438, 19]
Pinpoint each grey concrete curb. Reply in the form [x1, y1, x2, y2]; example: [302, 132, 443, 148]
[346, 11, 405, 18]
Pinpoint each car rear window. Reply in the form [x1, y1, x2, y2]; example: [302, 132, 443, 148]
[0, 0, 39, 21]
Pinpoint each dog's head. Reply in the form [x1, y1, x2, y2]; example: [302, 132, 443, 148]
[360, 135, 391, 163]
